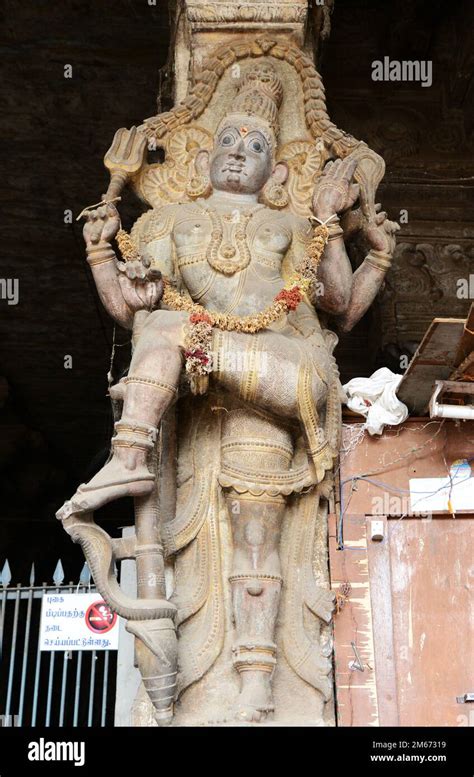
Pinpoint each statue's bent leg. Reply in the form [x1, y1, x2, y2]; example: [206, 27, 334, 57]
[213, 328, 328, 421]
[69, 310, 187, 513]
[214, 327, 333, 485]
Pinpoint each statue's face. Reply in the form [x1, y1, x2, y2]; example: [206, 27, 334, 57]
[208, 124, 273, 194]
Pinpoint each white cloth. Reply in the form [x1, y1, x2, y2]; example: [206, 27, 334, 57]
[343, 367, 409, 435]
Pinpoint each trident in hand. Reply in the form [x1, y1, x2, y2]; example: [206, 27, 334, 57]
[103, 126, 148, 200]
[76, 127, 148, 222]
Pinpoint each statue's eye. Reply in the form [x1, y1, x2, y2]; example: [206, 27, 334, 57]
[249, 139, 263, 153]
[221, 133, 235, 146]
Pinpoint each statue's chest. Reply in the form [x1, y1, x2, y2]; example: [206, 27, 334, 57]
[172, 209, 291, 301]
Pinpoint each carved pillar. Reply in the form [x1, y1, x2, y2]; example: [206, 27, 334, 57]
[173, 0, 316, 101]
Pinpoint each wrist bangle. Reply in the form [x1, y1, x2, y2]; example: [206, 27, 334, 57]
[328, 223, 344, 241]
[86, 246, 115, 267]
[87, 254, 115, 267]
[370, 249, 392, 262]
[366, 250, 392, 272]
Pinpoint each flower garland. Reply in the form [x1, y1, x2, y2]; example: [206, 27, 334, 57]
[116, 223, 329, 393]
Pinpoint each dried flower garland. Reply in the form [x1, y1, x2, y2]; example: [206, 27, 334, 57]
[183, 312, 214, 394]
[116, 223, 329, 393]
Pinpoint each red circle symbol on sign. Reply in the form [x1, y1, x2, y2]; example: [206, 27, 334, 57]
[85, 601, 117, 634]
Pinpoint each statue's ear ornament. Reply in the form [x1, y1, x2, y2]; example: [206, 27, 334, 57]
[185, 169, 212, 200]
[260, 180, 289, 210]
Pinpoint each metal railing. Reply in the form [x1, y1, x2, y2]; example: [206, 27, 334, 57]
[0, 559, 116, 727]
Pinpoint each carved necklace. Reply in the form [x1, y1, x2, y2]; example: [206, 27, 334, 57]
[201, 204, 265, 275]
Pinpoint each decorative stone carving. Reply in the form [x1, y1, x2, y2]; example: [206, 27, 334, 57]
[186, 1, 308, 25]
[56, 28, 397, 726]
[380, 241, 474, 346]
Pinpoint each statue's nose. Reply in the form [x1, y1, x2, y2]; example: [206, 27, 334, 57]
[230, 139, 246, 160]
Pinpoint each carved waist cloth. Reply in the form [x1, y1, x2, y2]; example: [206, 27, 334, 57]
[211, 321, 341, 496]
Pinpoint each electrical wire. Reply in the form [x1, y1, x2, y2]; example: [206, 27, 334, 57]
[337, 442, 473, 549]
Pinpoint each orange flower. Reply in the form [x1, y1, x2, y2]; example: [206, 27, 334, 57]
[274, 287, 303, 311]
[190, 312, 213, 325]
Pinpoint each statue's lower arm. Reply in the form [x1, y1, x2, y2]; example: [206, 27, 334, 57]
[311, 157, 399, 330]
[82, 203, 163, 330]
[338, 213, 399, 332]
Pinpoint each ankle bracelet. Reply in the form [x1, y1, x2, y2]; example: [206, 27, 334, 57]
[122, 376, 178, 397]
[114, 420, 157, 447]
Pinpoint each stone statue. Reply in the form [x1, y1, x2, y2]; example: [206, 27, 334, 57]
[57, 37, 398, 726]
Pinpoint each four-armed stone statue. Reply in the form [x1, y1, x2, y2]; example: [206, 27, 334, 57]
[57, 34, 397, 726]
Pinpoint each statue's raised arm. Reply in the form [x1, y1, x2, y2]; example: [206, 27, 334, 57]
[310, 156, 400, 327]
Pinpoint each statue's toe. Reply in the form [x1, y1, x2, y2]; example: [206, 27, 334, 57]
[72, 479, 154, 513]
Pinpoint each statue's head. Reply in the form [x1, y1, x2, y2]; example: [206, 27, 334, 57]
[195, 64, 288, 196]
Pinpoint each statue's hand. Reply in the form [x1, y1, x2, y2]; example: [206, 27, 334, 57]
[312, 158, 359, 220]
[117, 256, 164, 313]
[83, 203, 120, 247]
[366, 212, 400, 256]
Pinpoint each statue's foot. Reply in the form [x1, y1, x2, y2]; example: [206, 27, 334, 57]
[64, 457, 154, 515]
[234, 672, 274, 723]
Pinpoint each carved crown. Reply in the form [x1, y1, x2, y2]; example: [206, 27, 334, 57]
[229, 63, 284, 139]
[107, 36, 385, 228]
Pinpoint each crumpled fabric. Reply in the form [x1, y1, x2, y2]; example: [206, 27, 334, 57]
[342, 367, 409, 435]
